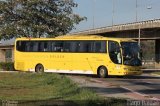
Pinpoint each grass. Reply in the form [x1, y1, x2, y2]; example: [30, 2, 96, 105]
[0, 72, 126, 105]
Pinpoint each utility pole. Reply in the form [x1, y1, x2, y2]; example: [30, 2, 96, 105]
[112, 0, 115, 26]
[92, 0, 95, 29]
[136, 0, 141, 46]
[136, 0, 138, 22]
[138, 27, 141, 46]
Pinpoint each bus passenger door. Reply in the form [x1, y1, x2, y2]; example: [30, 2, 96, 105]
[108, 41, 122, 75]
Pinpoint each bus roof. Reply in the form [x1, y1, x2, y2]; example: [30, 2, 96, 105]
[15, 35, 135, 42]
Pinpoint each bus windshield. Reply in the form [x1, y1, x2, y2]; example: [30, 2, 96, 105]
[121, 42, 142, 66]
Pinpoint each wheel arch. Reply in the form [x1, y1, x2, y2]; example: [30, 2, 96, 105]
[97, 65, 108, 74]
[97, 65, 108, 78]
[35, 63, 44, 72]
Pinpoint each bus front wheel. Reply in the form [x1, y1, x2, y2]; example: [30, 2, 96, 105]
[35, 64, 44, 73]
[98, 66, 108, 78]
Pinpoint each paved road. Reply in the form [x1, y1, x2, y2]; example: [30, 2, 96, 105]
[67, 73, 160, 101]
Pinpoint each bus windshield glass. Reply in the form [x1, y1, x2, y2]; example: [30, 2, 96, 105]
[121, 42, 142, 66]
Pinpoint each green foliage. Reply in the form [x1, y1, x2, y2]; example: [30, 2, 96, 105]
[0, 62, 15, 71]
[0, 0, 86, 39]
[0, 73, 126, 105]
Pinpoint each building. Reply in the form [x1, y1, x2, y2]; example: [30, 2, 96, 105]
[0, 39, 14, 62]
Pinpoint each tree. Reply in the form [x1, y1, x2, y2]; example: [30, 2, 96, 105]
[0, 0, 86, 39]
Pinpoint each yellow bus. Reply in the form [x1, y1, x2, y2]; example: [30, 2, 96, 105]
[14, 35, 142, 78]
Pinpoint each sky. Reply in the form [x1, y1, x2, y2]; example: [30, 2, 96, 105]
[72, 0, 160, 32]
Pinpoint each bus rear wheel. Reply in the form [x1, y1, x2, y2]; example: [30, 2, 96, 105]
[35, 64, 44, 73]
[98, 66, 108, 78]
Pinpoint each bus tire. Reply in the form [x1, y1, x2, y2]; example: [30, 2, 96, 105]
[35, 64, 44, 73]
[98, 66, 108, 78]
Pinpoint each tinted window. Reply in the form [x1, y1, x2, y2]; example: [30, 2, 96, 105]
[25, 42, 38, 52]
[70, 42, 79, 52]
[108, 41, 122, 64]
[38, 42, 51, 52]
[52, 41, 64, 52]
[94, 41, 106, 53]
[78, 41, 93, 52]
[63, 42, 71, 52]
[63, 41, 79, 52]
[16, 41, 26, 51]
[31, 42, 39, 52]
[16, 40, 107, 53]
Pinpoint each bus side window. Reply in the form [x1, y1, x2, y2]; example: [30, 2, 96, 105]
[101, 41, 107, 53]
[51, 42, 56, 52]
[95, 42, 101, 52]
[38, 42, 44, 52]
[54, 41, 64, 52]
[38, 41, 50, 52]
[25, 42, 30, 52]
[78, 42, 84, 52]
[63, 41, 70, 52]
[47, 42, 52, 52]
[17, 41, 39, 52]
[43, 42, 50, 52]
[32, 42, 38, 52]
[16, 41, 26, 52]
[94, 41, 107, 53]
[79, 41, 93, 53]
[70, 42, 79, 52]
